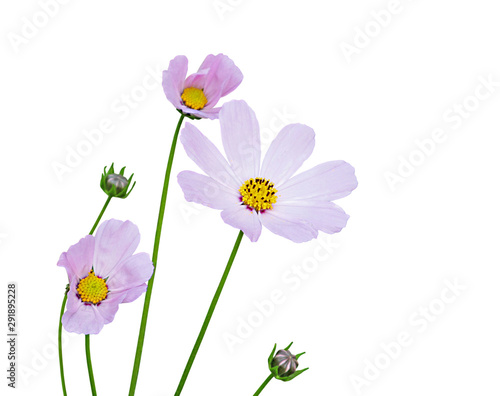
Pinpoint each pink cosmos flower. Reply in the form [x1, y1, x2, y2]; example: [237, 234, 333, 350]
[162, 54, 243, 120]
[57, 219, 154, 334]
[177, 100, 358, 243]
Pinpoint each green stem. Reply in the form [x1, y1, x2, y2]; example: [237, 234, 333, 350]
[85, 335, 97, 396]
[89, 196, 112, 235]
[174, 230, 244, 396]
[128, 113, 185, 395]
[253, 374, 274, 396]
[58, 287, 69, 396]
[58, 196, 112, 395]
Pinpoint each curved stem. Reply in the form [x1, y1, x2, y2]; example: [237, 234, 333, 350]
[174, 230, 244, 395]
[128, 113, 185, 395]
[58, 287, 69, 396]
[253, 374, 274, 396]
[85, 335, 97, 396]
[58, 196, 113, 395]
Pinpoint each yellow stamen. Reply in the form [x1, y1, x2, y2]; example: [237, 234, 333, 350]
[239, 178, 278, 212]
[77, 270, 108, 305]
[181, 87, 208, 110]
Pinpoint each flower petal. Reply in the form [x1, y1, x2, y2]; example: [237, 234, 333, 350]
[260, 124, 315, 186]
[162, 55, 188, 109]
[62, 281, 127, 334]
[106, 252, 153, 291]
[62, 293, 106, 334]
[121, 284, 147, 303]
[221, 205, 262, 242]
[220, 100, 261, 182]
[201, 54, 243, 108]
[260, 208, 318, 243]
[65, 279, 82, 312]
[93, 219, 140, 278]
[273, 201, 349, 234]
[183, 55, 216, 91]
[178, 170, 240, 210]
[97, 292, 127, 324]
[180, 122, 241, 189]
[184, 69, 208, 90]
[57, 235, 94, 282]
[279, 161, 358, 202]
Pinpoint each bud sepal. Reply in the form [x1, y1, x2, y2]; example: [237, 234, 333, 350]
[177, 108, 202, 120]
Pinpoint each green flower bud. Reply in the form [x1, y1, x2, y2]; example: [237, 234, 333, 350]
[268, 342, 308, 382]
[100, 163, 136, 198]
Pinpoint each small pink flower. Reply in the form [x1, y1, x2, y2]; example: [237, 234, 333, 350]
[58, 219, 153, 334]
[177, 100, 358, 243]
[162, 54, 243, 120]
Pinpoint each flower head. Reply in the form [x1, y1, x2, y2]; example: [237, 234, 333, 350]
[268, 342, 308, 382]
[57, 219, 153, 334]
[177, 100, 358, 243]
[100, 163, 136, 198]
[162, 54, 243, 120]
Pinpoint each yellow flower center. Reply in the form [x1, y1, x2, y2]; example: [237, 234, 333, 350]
[77, 270, 108, 305]
[181, 87, 208, 110]
[239, 178, 278, 212]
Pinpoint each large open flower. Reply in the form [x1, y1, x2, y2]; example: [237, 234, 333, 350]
[162, 54, 243, 120]
[57, 219, 153, 334]
[177, 100, 358, 243]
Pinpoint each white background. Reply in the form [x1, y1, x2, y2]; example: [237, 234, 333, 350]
[2, 0, 500, 395]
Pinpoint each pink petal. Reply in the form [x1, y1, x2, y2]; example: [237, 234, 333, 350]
[57, 235, 94, 283]
[201, 54, 243, 108]
[182, 55, 216, 87]
[184, 53, 223, 89]
[260, 208, 318, 243]
[62, 282, 128, 334]
[178, 170, 240, 210]
[62, 293, 106, 334]
[162, 55, 188, 109]
[93, 219, 140, 278]
[273, 201, 349, 234]
[220, 205, 262, 242]
[197, 53, 219, 71]
[65, 279, 82, 312]
[180, 122, 241, 189]
[106, 252, 154, 291]
[279, 161, 358, 202]
[184, 69, 208, 90]
[121, 284, 147, 303]
[260, 124, 315, 186]
[220, 100, 261, 182]
[97, 292, 127, 324]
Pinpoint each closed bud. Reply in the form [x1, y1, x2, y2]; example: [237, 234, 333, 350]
[100, 163, 136, 198]
[268, 342, 308, 382]
[272, 349, 299, 377]
[106, 173, 128, 193]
